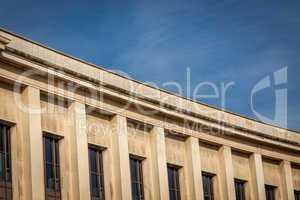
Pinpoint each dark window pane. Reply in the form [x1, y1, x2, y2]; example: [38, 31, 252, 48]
[91, 174, 99, 197]
[132, 183, 138, 200]
[0, 124, 12, 200]
[168, 165, 181, 200]
[43, 135, 61, 200]
[235, 180, 245, 200]
[295, 190, 300, 200]
[46, 164, 54, 189]
[0, 153, 4, 180]
[170, 190, 175, 200]
[0, 127, 3, 152]
[89, 149, 97, 172]
[89, 146, 105, 200]
[168, 167, 174, 188]
[265, 185, 276, 200]
[202, 173, 214, 200]
[130, 156, 144, 200]
[45, 138, 52, 163]
[130, 159, 137, 181]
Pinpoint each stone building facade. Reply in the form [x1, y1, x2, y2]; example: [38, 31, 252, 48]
[0, 28, 299, 200]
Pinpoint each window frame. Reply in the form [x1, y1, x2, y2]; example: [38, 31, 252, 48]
[202, 172, 214, 200]
[43, 133, 62, 200]
[265, 184, 276, 200]
[167, 163, 181, 200]
[234, 179, 246, 200]
[88, 144, 106, 200]
[129, 154, 145, 200]
[0, 123, 12, 200]
[295, 190, 300, 200]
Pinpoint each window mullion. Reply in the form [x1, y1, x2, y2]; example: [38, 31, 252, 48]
[3, 125, 7, 181]
[96, 150, 101, 199]
[174, 169, 177, 200]
[136, 160, 141, 199]
[176, 170, 179, 200]
[89, 147, 105, 200]
[51, 140, 56, 193]
[139, 161, 144, 200]
[7, 127, 11, 181]
[3, 125, 8, 199]
[0, 124, 12, 199]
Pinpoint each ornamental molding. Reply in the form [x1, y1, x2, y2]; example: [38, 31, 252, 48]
[0, 35, 10, 50]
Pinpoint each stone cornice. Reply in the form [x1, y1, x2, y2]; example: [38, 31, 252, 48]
[0, 28, 299, 148]
[0, 35, 10, 50]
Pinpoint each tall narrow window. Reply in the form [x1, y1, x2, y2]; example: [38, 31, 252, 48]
[265, 185, 276, 200]
[0, 124, 12, 200]
[167, 164, 181, 200]
[130, 155, 144, 200]
[89, 147, 105, 200]
[234, 179, 246, 200]
[202, 172, 214, 200]
[295, 190, 300, 200]
[43, 135, 61, 200]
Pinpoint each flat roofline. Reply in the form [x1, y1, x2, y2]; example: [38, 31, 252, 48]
[0, 26, 298, 134]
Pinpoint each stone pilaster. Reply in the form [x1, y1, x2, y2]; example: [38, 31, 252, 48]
[249, 153, 266, 200]
[110, 115, 132, 200]
[69, 101, 91, 200]
[22, 86, 45, 200]
[218, 145, 236, 200]
[150, 126, 169, 200]
[280, 160, 294, 200]
[185, 136, 203, 200]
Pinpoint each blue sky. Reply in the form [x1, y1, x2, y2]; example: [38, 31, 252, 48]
[1, 0, 299, 131]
